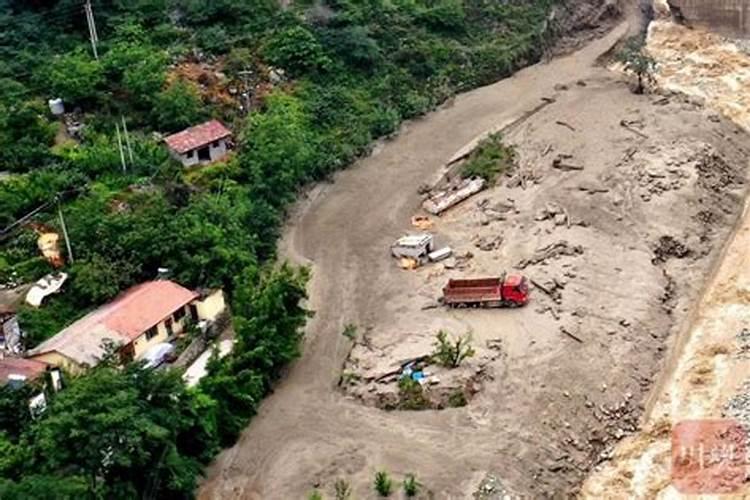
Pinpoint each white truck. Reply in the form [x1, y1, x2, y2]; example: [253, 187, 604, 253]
[391, 233, 435, 260]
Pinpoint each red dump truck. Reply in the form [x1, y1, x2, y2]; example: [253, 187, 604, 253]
[443, 274, 529, 307]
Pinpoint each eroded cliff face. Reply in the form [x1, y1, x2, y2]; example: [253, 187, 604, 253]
[667, 0, 750, 38]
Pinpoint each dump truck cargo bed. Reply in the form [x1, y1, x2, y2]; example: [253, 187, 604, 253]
[443, 275, 529, 307]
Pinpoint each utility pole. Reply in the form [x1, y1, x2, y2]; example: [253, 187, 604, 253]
[115, 123, 127, 173]
[84, 0, 99, 60]
[57, 200, 74, 264]
[121, 116, 134, 164]
[238, 69, 253, 115]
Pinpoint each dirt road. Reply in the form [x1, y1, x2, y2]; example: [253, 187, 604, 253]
[198, 26, 634, 499]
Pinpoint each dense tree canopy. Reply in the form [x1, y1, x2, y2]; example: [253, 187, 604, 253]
[0, 0, 554, 496]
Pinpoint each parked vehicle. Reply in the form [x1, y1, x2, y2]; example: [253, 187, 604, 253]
[141, 342, 176, 369]
[391, 233, 434, 260]
[443, 274, 529, 307]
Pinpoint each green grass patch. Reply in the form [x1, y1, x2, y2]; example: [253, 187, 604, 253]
[461, 133, 516, 184]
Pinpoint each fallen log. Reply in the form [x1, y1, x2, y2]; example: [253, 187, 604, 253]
[560, 327, 583, 343]
[619, 119, 648, 139]
[555, 120, 576, 132]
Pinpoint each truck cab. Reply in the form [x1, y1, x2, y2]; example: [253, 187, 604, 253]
[501, 274, 529, 306]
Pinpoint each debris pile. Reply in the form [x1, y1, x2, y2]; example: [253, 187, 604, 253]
[723, 380, 750, 426]
[552, 153, 584, 171]
[423, 177, 486, 215]
[532, 278, 565, 304]
[737, 329, 750, 358]
[535, 202, 571, 227]
[473, 474, 514, 500]
[652, 235, 691, 264]
[517, 241, 584, 269]
[411, 215, 434, 230]
[694, 147, 744, 191]
[443, 251, 474, 270]
[477, 198, 514, 225]
[474, 234, 503, 251]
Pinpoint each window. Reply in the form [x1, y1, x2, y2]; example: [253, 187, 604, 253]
[186, 150, 194, 158]
[212, 140, 219, 148]
[174, 307, 186, 322]
[165, 318, 174, 336]
[145, 326, 158, 340]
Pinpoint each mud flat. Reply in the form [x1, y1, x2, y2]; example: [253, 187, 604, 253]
[580, 17, 750, 499]
[341, 76, 748, 496]
[198, 18, 750, 500]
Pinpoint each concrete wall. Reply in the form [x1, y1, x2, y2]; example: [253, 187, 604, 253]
[172, 138, 229, 168]
[196, 290, 226, 321]
[671, 0, 750, 37]
[30, 351, 83, 375]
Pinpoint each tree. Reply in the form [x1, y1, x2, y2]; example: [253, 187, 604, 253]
[47, 50, 105, 104]
[68, 255, 131, 306]
[152, 79, 207, 132]
[0, 475, 88, 500]
[231, 263, 311, 381]
[432, 330, 475, 368]
[102, 22, 169, 109]
[240, 92, 322, 201]
[0, 433, 28, 479]
[618, 37, 657, 94]
[323, 26, 380, 70]
[418, 0, 466, 32]
[263, 26, 331, 77]
[0, 385, 36, 442]
[0, 100, 56, 172]
[29, 366, 211, 498]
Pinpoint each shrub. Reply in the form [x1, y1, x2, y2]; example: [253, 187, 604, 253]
[461, 133, 516, 184]
[224, 47, 255, 75]
[617, 36, 657, 94]
[374, 471, 393, 497]
[397, 377, 430, 411]
[263, 26, 331, 77]
[308, 490, 323, 500]
[342, 323, 357, 341]
[47, 50, 105, 104]
[418, 0, 466, 32]
[334, 479, 352, 500]
[447, 389, 468, 408]
[432, 330, 475, 368]
[403, 474, 420, 497]
[152, 79, 207, 132]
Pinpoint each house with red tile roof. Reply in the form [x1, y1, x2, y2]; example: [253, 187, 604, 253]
[163, 119, 232, 167]
[28, 280, 225, 373]
[0, 357, 49, 385]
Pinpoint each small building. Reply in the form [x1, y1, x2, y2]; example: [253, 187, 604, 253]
[0, 357, 50, 386]
[164, 119, 232, 167]
[28, 280, 226, 373]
